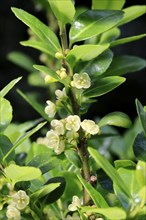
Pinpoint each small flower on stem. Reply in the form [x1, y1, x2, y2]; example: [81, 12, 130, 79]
[12, 190, 29, 210]
[46, 130, 60, 149]
[55, 88, 66, 100]
[66, 115, 81, 132]
[81, 119, 99, 135]
[71, 72, 91, 89]
[68, 195, 81, 211]
[45, 100, 56, 118]
[51, 119, 65, 135]
[6, 205, 21, 220]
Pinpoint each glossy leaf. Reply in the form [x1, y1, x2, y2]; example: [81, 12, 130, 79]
[48, 0, 75, 24]
[4, 164, 41, 186]
[0, 134, 14, 165]
[118, 6, 146, 26]
[99, 27, 121, 44]
[114, 167, 139, 210]
[3, 122, 47, 161]
[96, 168, 113, 192]
[88, 147, 132, 198]
[66, 44, 109, 67]
[65, 149, 81, 168]
[104, 55, 146, 76]
[17, 89, 49, 121]
[27, 153, 60, 174]
[98, 112, 132, 128]
[7, 51, 34, 72]
[0, 98, 13, 132]
[114, 160, 136, 170]
[78, 174, 109, 208]
[12, 8, 61, 53]
[42, 177, 66, 204]
[84, 76, 125, 98]
[92, 0, 125, 10]
[111, 34, 146, 47]
[133, 132, 146, 162]
[30, 182, 60, 202]
[0, 77, 22, 98]
[21, 40, 55, 57]
[76, 49, 113, 76]
[69, 10, 124, 44]
[81, 206, 127, 220]
[136, 99, 146, 135]
[136, 161, 146, 188]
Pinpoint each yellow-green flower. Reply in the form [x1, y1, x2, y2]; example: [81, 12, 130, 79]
[68, 195, 81, 211]
[45, 100, 56, 118]
[6, 205, 21, 220]
[12, 190, 29, 210]
[66, 115, 81, 132]
[81, 119, 99, 135]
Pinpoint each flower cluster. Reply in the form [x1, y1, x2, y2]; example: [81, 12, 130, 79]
[6, 190, 29, 220]
[45, 114, 99, 154]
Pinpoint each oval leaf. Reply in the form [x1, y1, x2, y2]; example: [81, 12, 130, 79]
[136, 161, 146, 188]
[0, 98, 13, 132]
[104, 55, 146, 76]
[98, 112, 132, 128]
[4, 164, 41, 186]
[11, 8, 61, 54]
[0, 134, 14, 165]
[65, 149, 81, 168]
[133, 132, 146, 162]
[69, 10, 124, 44]
[84, 76, 125, 98]
[66, 44, 109, 67]
[48, 0, 75, 24]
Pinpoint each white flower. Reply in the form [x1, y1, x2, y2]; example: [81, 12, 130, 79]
[66, 115, 81, 132]
[45, 100, 56, 118]
[81, 119, 99, 135]
[51, 119, 65, 135]
[71, 72, 91, 89]
[68, 195, 81, 211]
[6, 206, 21, 220]
[55, 88, 66, 100]
[54, 139, 65, 155]
[46, 130, 59, 149]
[12, 190, 29, 210]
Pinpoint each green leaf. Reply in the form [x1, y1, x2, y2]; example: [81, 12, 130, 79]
[27, 154, 60, 174]
[0, 134, 14, 165]
[42, 177, 66, 204]
[118, 5, 146, 26]
[0, 98, 13, 132]
[75, 49, 113, 76]
[48, 0, 75, 24]
[21, 40, 56, 57]
[7, 51, 34, 72]
[96, 169, 113, 192]
[88, 147, 132, 199]
[133, 132, 146, 162]
[111, 34, 146, 47]
[3, 122, 46, 161]
[81, 206, 127, 220]
[69, 10, 124, 45]
[136, 99, 146, 135]
[66, 44, 109, 67]
[17, 89, 49, 121]
[28, 72, 45, 87]
[77, 174, 109, 208]
[104, 55, 146, 76]
[98, 112, 132, 128]
[33, 65, 60, 82]
[84, 76, 125, 98]
[114, 168, 139, 210]
[11, 7, 61, 54]
[65, 149, 81, 168]
[136, 161, 146, 188]
[92, 0, 125, 10]
[0, 77, 22, 98]
[114, 160, 136, 170]
[30, 182, 61, 203]
[4, 164, 41, 186]
[99, 27, 121, 44]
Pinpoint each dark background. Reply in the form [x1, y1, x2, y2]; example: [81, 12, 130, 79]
[0, 0, 146, 123]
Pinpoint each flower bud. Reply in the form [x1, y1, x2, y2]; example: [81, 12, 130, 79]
[55, 52, 64, 59]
